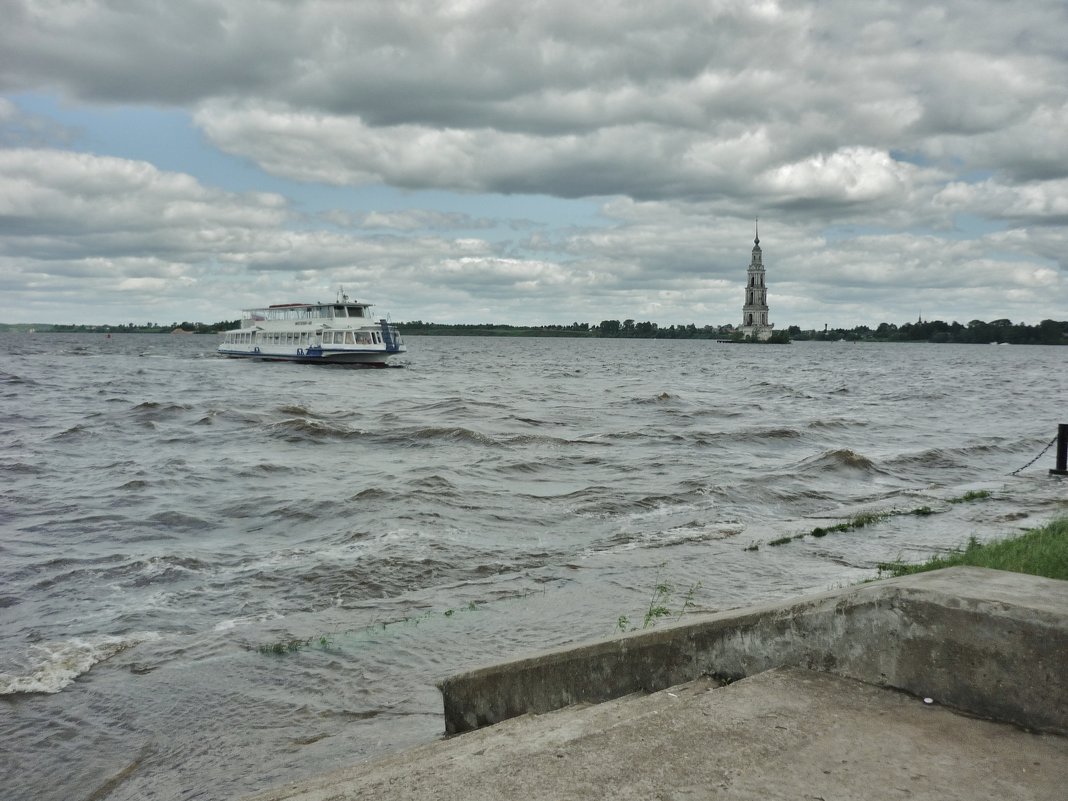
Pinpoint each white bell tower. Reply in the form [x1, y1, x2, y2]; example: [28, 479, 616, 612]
[740, 219, 774, 341]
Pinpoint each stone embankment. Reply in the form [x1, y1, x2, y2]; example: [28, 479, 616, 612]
[249, 568, 1068, 801]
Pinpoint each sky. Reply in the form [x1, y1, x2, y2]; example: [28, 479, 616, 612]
[1, 0, 1066, 329]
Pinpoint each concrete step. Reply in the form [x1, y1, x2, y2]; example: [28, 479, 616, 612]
[246, 666, 1068, 801]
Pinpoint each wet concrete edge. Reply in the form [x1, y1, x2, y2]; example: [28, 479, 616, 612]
[438, 567, 1068, 734]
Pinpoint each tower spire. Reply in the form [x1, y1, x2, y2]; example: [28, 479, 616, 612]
[755, 216, 759, 246]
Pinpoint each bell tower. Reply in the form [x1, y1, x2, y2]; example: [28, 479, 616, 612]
[740, 219, 774, 341]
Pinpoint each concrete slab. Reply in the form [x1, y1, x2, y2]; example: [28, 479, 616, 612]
[439, 567, 1068, 734]
[246, 667, 1068, 801]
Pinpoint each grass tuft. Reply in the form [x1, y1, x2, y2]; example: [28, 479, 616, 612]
[617, 567, 702, 632]
[948, 489, 992, 504]
[876, 518, 1068, 581]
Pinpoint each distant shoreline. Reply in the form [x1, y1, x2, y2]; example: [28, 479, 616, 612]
[2, 318, 1065, 345]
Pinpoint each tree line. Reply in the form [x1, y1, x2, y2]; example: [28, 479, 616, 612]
[789, 318, 1068, 345]
[4, 317, 1065, 344]
[399, 317, 1067, 344]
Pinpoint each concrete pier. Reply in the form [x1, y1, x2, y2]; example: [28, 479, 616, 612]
[246, 568, 1068, 800]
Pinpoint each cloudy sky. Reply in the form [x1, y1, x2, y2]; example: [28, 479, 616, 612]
[1, 0, 1065, 328]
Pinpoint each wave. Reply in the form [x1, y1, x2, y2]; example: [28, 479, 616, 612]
[407, 396, 508, 415]
[383, 426, 500, 448]
[0, 461, 45, 476]
[807, 419, 863, 430]
[628, 391, 678, 405]
[266, 417, 364, 441]
[233, 462, 298, 478]
[33, 554, 210, 591]
[0, 632, 160, 695]
[49, 424, 94, 441]
[499, 432, 578, 447]
[749, 380, 811, 399]
[885, 441, 1006, 470]
[740, 427, 802, 441]
[574, 492, 700, 519]
[128, 401, 193, 421]
[147, 510, 214, 532]
[277, 403, 318, 417]
[795, 448, 883, 474]
[0, 371, 38, 386]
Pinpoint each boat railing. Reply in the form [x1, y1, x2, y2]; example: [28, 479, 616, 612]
[379, 319, 403, 352]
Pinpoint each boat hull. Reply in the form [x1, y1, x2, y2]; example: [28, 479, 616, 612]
[217, 345, 404, 365]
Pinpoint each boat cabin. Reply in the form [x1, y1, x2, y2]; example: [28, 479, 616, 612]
[241, 302, 372, 323]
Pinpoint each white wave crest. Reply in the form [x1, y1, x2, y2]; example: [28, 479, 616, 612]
[0, 632, 160, 695]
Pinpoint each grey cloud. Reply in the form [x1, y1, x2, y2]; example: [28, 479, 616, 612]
[3, 1, 1065, 205]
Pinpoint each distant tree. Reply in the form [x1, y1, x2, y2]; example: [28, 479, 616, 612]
[1038, 319, 1066, 344]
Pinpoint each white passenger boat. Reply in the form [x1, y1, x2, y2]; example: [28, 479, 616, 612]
[217, 293, 406, 365]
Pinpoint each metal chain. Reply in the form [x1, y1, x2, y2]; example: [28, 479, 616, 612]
[1009, 434, 1059, 476]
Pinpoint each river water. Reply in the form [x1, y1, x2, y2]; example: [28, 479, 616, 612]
[1, 333, 1065, 800]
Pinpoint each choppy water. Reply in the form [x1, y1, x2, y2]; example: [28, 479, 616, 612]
[1, 332, 1065, 801]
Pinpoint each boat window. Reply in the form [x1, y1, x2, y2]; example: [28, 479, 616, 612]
[356, 332, 370, 344]
[344, 331, 355, 344]
[349, 307, 364, 318]
[333, 306, 345, 317]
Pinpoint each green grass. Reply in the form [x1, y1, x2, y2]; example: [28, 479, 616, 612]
[617, 567, 701, 632]
[876, 518, 1068, 581]
[751, 502, 999, 553]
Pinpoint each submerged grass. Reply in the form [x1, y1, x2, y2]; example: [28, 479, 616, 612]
[255, 601, 483, 656]
[876, 518, 1068, 581]
[752, 495, 1000, 552]
[948, 489, 992, 504]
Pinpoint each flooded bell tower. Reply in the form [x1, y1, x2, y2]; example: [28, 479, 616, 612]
[740, 219, 774, 341]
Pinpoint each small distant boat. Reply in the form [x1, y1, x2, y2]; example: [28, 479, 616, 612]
[217, 291, 406, 366]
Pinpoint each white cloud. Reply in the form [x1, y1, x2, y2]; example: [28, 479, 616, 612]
[1, 1, 1066, 326]
[936, 177, 1068, 227]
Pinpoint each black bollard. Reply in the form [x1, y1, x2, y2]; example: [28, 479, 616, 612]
[1052, 423, 1068, 476]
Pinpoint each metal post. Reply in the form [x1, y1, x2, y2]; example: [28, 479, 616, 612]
[1052, 423, 1068, 476]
